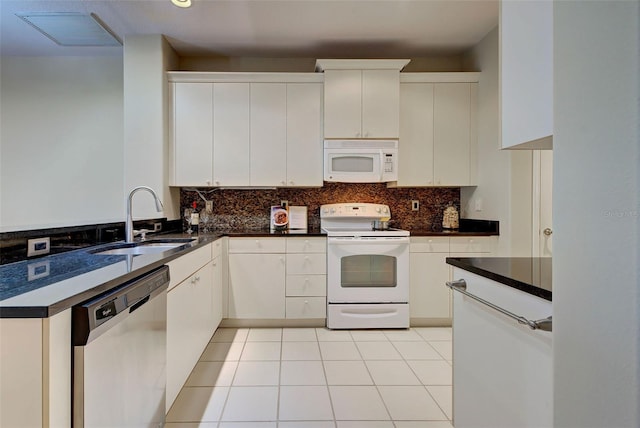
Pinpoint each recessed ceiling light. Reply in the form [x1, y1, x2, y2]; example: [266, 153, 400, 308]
[15, 12, 122, 47]
[171, 0, 192, 8]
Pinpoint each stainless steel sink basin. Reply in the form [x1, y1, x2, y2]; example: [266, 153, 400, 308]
[91, 238, 197, 256]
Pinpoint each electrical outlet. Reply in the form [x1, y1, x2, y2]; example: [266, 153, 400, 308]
[411, 200, 420, 211]
[205, 200, 213, 213]
[281, 200, 289, 210]
[27, 237, 50, 257]
[475, 198, 483, 212]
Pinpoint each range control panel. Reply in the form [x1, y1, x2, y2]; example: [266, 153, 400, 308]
[320, 203, 390, 219]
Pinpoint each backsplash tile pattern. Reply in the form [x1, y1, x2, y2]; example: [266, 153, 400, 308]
[180, 183, 460, 232]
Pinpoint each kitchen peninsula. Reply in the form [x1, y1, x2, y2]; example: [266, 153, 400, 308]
[446, 256, 552, 427]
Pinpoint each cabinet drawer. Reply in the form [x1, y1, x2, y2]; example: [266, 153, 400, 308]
[228, 237, 286, 253]
[212, 238, 223, 258]
[166, 244, 213, 291]
[285, 297, 326, 319]
[286, 275, 326, 297]
[410, 237, 450, 253]
[449, 236, 496, 253]
[286, 253, 326, 275]
[286, 237, 326, 253]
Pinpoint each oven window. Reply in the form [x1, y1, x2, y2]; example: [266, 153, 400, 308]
[340, 255, 397, 287]
[331, 156, 374, 173]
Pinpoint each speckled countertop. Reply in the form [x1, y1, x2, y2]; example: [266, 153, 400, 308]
[1, 224, 497, 318]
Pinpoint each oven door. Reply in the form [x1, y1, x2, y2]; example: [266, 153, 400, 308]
[327, 236, 409, 303]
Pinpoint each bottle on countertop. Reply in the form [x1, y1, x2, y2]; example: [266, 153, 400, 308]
[190, 201, 199, 234]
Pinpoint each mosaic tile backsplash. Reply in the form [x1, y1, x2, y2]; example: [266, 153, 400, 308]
[180, 183, 460, 232]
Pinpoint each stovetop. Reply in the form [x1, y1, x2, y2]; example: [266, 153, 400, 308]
[322, 227, 410, 237]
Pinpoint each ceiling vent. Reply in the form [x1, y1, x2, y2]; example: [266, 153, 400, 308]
[15, 12, 122, 47]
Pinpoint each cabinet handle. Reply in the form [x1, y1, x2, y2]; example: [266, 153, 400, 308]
[304, 300, 309, 304]
[281, 181, 286, 185]
[446, 279, 552, 332]
[428, 239, 433, 243]
[289, 180, 294, 185]
[215, 180, 220, 186]
[206, 180, 211, 186]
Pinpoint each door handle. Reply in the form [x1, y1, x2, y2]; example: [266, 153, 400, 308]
[543, 228, 553, 236]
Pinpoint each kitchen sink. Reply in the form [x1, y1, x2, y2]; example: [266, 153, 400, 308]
[91, 238, 197, 256]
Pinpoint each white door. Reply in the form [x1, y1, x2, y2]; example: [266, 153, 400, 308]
[327, 237, 409, 303]
[533, 150, 553, 257]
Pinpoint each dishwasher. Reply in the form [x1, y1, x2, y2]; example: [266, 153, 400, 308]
[72, 265, 170, 428]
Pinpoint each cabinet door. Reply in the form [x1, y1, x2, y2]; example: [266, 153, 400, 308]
[250, 83, 287, 186]
[213, 83, 250, 186]
[172, 82, 213, 186]
[323, 70, 362, 138]
[410, 252, 452, 319]
[433, 83, 473, 186]
[228, 253, 285, 318]
[212, 255, 223, 330]
[166, 262, 214, 411]
[398, 83, 435, 186]
[362, 69, 400, 138]
[286, 83, 323, 186]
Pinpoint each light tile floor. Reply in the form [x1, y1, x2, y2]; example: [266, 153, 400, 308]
[166, 327, 454, 428]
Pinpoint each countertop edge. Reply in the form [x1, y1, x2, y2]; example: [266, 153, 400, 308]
[446, 257, 552, 301]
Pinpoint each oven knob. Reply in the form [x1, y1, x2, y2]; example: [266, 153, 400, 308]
[322, 208, 328, 214]
[376, 207, 381, 213]
[383, 207, 389, 214]
[330, 208, 336, 214]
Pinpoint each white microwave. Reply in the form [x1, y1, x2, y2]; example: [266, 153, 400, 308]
[324, 139, 398, 183]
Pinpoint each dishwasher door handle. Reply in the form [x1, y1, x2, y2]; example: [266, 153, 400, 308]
[446, 279, 552, 332]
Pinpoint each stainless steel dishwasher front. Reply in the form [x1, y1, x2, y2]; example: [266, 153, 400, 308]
[72, 265, 170, 428]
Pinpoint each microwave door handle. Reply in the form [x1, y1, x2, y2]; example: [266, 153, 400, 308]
[379, 150, 384, 181]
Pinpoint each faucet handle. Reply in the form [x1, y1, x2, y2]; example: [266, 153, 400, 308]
[134, 228, 152, 241]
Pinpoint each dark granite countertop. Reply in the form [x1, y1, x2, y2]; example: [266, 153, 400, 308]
[0, 224, 499, 319]
[446, 257, 552, 301]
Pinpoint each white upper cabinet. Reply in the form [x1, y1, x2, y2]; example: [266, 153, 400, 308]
[394, 74, 479, 187]
[500, 0, 553, 149]
[213, 82, 251, 186]
[398, 82, 435, 186]
[169, 73, 323, 187]
[317, 59, 409, 139]
[433, 82, 477, 186]
[250, 83, 287, 186]
[171, 82, 213, 186]
[286, 83, 323, 186]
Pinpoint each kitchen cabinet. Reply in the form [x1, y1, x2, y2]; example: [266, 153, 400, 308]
[286, 83, 323, 186]
[451, 268, 552, 427]
[250, 83, 287, 185]
[0, 310, 71, 428]
[409, 236, 496, 324]
[500, 0, 553, 149]
[285, 237, 327, 319]
[171, 82, 214, 186]
[166, 243, 215, 411]
[169, 73, 323, 187]
[228, 238, 286, 319]
[212, 239, 224, 328]
[213, 82, 251, 186]
[394, 74, 479, 187]
[409, 237, 451, 322]
[317, 59, 409, 139]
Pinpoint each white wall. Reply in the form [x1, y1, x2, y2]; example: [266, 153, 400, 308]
[123, 35, 180, 222]
[554, 3, 639, 427]
[0, 56, 124, 232]
[461, 26, 533, 256]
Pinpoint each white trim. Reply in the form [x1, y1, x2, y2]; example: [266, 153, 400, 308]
[400, 72, 481, 83]
[315, 59, 410, 71]
[167, 72, 324, 83]
[531, 151, 542, 258]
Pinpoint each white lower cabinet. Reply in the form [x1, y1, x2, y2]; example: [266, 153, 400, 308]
[227, 237, 327, 321]
[285, 237, 326, 319]
[166, 243, 216, 412]
[228, 238, 286, 319]
[409, 236, 496, 325]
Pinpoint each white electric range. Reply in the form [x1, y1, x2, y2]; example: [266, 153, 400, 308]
[321, 203, 410, 329]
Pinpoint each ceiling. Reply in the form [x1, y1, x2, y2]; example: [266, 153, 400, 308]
[0, 0, 498, 58]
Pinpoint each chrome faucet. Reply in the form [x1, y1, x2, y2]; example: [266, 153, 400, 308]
[125, 186, 164, 243]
